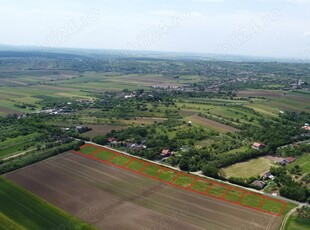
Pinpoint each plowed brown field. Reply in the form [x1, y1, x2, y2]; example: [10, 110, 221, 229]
[5, 153, 282, 230]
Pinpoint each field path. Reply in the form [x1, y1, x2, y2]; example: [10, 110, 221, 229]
[279, 205, 301, 230]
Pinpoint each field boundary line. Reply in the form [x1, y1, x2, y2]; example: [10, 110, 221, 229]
[186, 178, 198, 190]
[220, 187, 231, 199]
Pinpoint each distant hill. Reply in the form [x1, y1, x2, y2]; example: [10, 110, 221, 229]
[0, 44, 308, 63]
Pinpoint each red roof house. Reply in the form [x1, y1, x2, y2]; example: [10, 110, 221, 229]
[107, 137, 116, 142]
[252, 142, 266, 150]
[161, 149, 171, 157]
[303, 126, 310, 131]
[286, 157, 295, 163]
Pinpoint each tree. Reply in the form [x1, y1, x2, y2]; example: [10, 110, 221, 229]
[202, 164, 220, 178]
[179, 158, 189, 171]
[290, 165, 302, 175]
[280, 184, 308, 202]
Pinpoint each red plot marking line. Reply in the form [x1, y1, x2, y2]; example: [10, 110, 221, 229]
[186, 178, 199, 190]
[90, 149, 103, 157]
[220, 187, 231, 199]
[236, 191, 247, 204]
[122, 158, 136, 168]
[138, 162, 151, 173]
[170, 172, 182, 184]
[107, 153, 120, 162]
[154, 169, 164, 177]
[257, 197, 267, 209]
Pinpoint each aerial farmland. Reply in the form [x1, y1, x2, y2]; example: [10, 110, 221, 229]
[1, 1, 310, 229]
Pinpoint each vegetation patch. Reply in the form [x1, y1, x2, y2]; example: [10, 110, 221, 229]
[141, 165, 161, 177]
[93, 150, 116, 161]
[126, 160, 146, 171]
[110, 155, 131, 166]
[79, 146, 99, 155]
[172, 174, 196, 188]
[260, 199, 285, 214]
[206, 184, 228, 197]
[191, 179, 212, 192]
[240, 193, 263, 208]
[157, 170, 178, 182]
[223, 189, 244, 202]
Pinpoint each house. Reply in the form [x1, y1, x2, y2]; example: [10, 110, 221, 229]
[303, 125, 310, 131]
[161, 149, 171, 157]
[107, 137, 116, 142]
[132, 145, 146, 152]
[286, 157, 295, 164]
[263, 172, 275, 180]
[125, 142, 133, 148]
[251, 180, 266, 190]
[278, 157, 295, 166]
[252, 142, 266, 150]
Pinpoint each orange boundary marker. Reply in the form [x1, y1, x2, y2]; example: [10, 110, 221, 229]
[220, 187, 231, 199]
[154, 169, 164, 177]
[121, 158, 136, 168]
[170, 172, 182, 184]
[205, 183, 214, 193]
[138, 162, 150, 173]
[258, 197, 267, 209]
[187, 178, 199, 190]
[72, 144, 287, 216]
[107, 153, 119, 162]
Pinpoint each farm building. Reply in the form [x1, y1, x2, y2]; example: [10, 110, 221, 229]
[286, 157, 295, 163]
[161, 149, 173, 157]
[131, 144, 147, 152]
[303, 125, 310, 131]
[263, 172, 275, 180]
[278, 157, 295, 166]
[251, 180, 266, 189]
[107, 137, 116, 142]
[251, 142, 266, 150]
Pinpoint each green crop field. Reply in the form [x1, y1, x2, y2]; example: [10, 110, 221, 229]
[142, 164, 161, 176]
[224, 189, 244, 202]
[126, 160, 145, 171]
[79, 146, 99, 155]
[191, 179, 212, 192]
[207, 184, 227, 197]
[260, 199, 285, 214]
[157, 170, 178, 182]
[173, 174, 195, 188]
[110, 155, 131, 166]
[93, 150, 116, 160]
[0, 177, 96, 230]
[240, 193, 263, 208]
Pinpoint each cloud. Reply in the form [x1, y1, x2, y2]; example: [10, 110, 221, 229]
[302, 32, 310, 37]
[150, 9, 181, 17]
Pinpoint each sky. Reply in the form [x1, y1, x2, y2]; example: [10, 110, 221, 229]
[0, 0, 309, 59]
